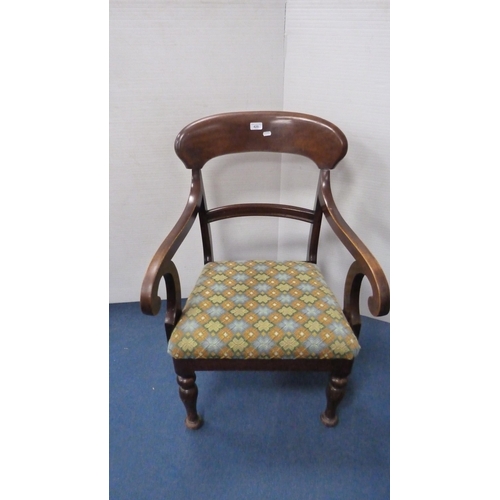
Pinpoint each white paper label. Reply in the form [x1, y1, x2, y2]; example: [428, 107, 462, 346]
[263, 131, 272, 137]
[250, 122, 263, 130]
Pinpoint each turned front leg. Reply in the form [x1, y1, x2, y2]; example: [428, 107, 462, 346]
[176, 373, 203, 430]
[321, 375, 348, 427]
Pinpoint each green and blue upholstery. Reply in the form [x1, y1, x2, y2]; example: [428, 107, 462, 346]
[168, 260, 360, 360]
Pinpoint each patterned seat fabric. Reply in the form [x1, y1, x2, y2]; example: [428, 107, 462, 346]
[168, 261, 360, 360]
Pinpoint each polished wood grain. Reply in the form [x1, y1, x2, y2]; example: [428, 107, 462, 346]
[206, 203, 315, 223]
[318, 169, 390, 317]
[173, 357, 353, 374]
[307, 183, 324, 264]
[197, 172, 213, 264]
[176, 373, 203, 430]
[321, 376, 348, 427]
[140, 111, 390, 429]
[140, 170, 203, 316]
[174, 111, 348, 170]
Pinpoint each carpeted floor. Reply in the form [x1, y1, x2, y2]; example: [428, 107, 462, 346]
[110, 302, 389, 499]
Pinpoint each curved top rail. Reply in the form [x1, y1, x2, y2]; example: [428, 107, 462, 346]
[174, 111, 348, 170]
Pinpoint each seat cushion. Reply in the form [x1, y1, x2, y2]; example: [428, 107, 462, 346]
[168, 261, 360, 360]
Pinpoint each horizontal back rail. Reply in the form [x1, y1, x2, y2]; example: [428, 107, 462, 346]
[205, 203, 316, 223]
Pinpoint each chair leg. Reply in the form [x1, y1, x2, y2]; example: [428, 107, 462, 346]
[320, 374, 348, 427]
[176, 372, 203, 430]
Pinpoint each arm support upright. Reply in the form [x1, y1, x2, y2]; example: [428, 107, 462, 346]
[318, 170, 390, 318]
[140, 170, 203, 316]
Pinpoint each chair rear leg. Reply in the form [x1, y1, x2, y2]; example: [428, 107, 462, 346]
[320, 374, 348, 427]
[176, 372, 203, 430]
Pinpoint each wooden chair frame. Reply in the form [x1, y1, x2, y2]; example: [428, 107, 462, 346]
[140, 111, 389, 429]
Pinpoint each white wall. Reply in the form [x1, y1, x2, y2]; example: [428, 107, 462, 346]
[280, 0, 390, 319]
[110, 0, 286, 302]
[110, 0, 389, 320]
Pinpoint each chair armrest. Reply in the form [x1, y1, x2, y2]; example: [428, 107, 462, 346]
[318, 170, 390, 318]
[140, 172, 203, 316]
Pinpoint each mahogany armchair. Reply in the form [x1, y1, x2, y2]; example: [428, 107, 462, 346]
[140, 111, 389, 429]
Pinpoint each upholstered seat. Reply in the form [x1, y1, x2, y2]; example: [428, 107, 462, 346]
[169, 260, 360, 360]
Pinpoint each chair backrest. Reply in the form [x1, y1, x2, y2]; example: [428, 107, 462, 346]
[175, 111, 348, 170]
[173, 111, 348, 265]
[141, 111, 389, 319]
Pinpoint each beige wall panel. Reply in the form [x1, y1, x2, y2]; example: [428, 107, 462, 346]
[110, 1, 286, 302]
[281, 0, 390, 320]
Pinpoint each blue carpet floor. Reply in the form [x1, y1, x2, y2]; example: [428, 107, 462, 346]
[110, 302, 390, 500]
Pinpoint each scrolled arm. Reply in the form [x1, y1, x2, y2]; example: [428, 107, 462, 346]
[140, 171, 203, 316]
[318, 170, 390, 318]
